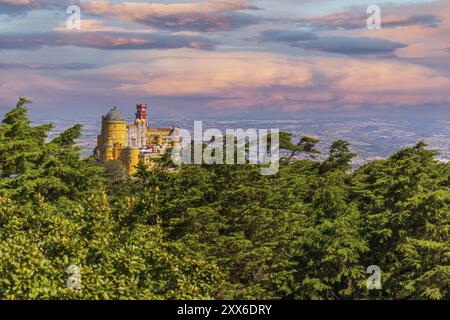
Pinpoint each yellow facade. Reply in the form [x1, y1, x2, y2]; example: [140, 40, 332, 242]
[148, 128, 174, 146]
[106, 122, 127, 148]
[123, 148, 140, 175]
[97, 107, 127, 162]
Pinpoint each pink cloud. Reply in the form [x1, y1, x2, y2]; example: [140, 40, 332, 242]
[92, 50, 450, 111]
[3, 47, 450, 113]
[0, 0, 36, 4]
[345, 0, 450, 60]
[82, 0, 261, 32]
[0, 72, 82, 106]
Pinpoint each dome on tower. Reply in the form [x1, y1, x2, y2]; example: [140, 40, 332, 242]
[105, 106, 125, 121]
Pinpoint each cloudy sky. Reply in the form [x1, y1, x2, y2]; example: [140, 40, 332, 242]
[0, 0, 449, 118]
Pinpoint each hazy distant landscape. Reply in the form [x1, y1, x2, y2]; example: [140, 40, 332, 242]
[33, 116, 450, 166]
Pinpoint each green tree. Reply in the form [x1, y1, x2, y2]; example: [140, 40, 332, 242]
[279, 132, 320, 162]
[321, 140, 356, 173]
[353, 142, 450, 299]
[293, 171, 368, 299]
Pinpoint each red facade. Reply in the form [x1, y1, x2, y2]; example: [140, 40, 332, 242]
[135, 103, 148, 121]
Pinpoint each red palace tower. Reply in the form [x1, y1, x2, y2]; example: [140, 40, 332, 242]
[135, 103, 149, 128]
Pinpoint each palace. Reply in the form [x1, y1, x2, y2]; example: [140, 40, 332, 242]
[95, 103, 180, 175]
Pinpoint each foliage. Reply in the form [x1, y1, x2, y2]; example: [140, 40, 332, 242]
[279, 132, 320, 161]
[0, 99, 449, 299]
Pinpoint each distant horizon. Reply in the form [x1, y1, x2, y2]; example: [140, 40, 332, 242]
[18, 104, 450, 122]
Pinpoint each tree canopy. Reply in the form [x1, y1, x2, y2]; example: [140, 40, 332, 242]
[0, 98, 448, 299]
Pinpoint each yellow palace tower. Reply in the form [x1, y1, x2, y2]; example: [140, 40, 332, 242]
[97, 107, 127, 161]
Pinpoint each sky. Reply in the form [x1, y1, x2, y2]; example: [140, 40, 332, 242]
[0, 0, 449, 119]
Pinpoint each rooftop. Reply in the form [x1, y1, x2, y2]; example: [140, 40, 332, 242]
[105, 106, 125, 121]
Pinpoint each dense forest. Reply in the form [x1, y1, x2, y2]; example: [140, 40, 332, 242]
[0, 98, 449, 300]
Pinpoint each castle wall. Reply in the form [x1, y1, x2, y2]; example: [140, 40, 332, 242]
[127, 120, 147, 148]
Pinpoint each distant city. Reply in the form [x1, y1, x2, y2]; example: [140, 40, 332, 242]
[29, 115, 450, 167]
